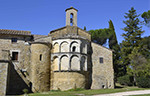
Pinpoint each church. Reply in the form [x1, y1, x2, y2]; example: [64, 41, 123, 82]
[0, 7, 114, 95]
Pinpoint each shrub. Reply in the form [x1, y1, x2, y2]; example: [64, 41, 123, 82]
[117, 75, 134, 86]
[136, 77, 150, 88]
[23, 88, 29, 94]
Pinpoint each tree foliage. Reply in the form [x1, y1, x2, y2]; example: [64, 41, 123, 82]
[108, 20, 122, 80]
[84, 26, 86, 31]
[89, 28, 110, 45]
[120, 7, 144, 76]
[141, 10, 150, 27]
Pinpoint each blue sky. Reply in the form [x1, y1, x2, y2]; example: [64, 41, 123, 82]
[0, 0, 149, 43]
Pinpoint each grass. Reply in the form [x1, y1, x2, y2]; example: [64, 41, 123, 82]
[130, 94, 150, 96]
[22, 86, 150, 96]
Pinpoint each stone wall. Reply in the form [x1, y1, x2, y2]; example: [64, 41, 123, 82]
[0, 35, 32, 94]
[50, 72, 88, 91]
[0, 62, 9, 96]
[31, 43, 51, 92]
[91, 42, 114, 89]
[49, 26, 91, 41]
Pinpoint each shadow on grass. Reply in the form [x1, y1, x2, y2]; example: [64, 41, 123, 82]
[115, 85, 124, 88]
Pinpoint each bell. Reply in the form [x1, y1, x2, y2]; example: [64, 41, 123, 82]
[70, 18, 73, 23]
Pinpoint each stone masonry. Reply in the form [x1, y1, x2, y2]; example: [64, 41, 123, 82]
[0, 7, 114, 95]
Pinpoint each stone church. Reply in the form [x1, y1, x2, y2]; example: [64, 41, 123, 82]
[0, 7, 114, 95]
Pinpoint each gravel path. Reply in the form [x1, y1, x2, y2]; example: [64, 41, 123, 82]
[93, 90, 150, 96]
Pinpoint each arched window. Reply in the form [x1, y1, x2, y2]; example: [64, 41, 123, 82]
[70, 41, 79, 52]
[72, 46, 76, 52]
[70, 13, 73, 26]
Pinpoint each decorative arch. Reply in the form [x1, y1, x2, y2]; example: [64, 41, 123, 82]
[60, 55, 69, 70]
[60, 41, 69, 52]
[70, 41, 79, 52]
[53, 42, 59, 53]
[53, 56, 59, 71]
[70, 55, 80, 71]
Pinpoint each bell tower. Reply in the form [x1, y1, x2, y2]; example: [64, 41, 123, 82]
[65, 7, 78, 26]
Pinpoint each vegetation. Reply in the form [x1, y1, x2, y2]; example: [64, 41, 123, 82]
[119, 7, 150, 87]
[136, 77, 150, 88]
[21, 87, 149, 96]
[118, 75, 134, 86]
[141, 10, 150, 27]
[89, 7, 150, 88]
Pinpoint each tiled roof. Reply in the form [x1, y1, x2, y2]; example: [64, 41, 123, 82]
[0, 29, 31, 35]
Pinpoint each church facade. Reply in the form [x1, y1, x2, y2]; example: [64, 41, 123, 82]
[0, 7, 114, 95]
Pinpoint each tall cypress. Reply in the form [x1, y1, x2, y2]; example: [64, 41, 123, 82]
[108, 20, 122, 82]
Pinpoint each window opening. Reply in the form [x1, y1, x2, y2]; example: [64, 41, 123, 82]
[72, 46, 76, 52]
[70, 13, 73, 26]
[12, 52, 18, 61]
[99, 57, 103, 64]
[102, 85, 105, 89]
[11, 38, 17, 43]
[40, 54, 42, 61]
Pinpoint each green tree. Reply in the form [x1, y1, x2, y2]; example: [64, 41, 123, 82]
[141, 10, 150, 27]
[140, 36, 150, 59]
[84, 26, 86, 31]
[128, 47, 147, 85]
[120, 7, 144, 75]
[89, 28, 110, 45]
[108, 20, 122, 81]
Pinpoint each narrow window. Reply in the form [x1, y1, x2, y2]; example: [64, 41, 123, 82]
[11, 38, 17, 43]
[12, 52, 18, 61]
[40, 54, 42, 61]
[72, 46, 76, 52]
[70, 13, 73, 26]
[99, 57, 103, 64]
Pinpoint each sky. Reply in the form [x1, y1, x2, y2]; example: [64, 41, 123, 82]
[0, 0, 149, 43]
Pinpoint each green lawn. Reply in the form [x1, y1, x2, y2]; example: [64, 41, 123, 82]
[23, 87, 150, 96]
[130, 94, 150, 96]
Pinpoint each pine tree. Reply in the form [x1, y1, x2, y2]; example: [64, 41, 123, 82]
[89, 28, 109, 45]
[120, 7, 144, 75]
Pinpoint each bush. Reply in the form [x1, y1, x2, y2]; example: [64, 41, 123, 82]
[118, 75, 134, 86]
[23, 88, 29, 94]
[136, 77, 150, 88]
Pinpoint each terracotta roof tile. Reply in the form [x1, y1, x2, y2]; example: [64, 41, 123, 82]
[0, 29, 31, 35]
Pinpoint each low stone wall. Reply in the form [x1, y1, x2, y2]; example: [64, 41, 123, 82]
[51, 71, 88, 91]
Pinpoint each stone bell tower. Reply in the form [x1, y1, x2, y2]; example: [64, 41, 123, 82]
[65, 7, 78, 26]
